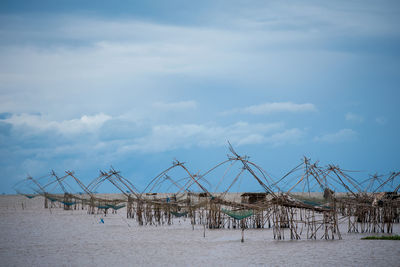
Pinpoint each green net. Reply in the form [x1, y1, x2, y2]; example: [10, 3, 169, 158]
[47, 197, 58, 202]
[301, 200, 332, 210]
[301, 200, 322, 206]
[221, 208, 253, 220]
[61, 201, 76, 206]
[105, 204, 126, 210]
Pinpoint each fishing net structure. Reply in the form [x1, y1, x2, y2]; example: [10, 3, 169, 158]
[14, 144, 400, 241]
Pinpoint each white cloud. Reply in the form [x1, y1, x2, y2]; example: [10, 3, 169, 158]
[0, 13, 370, 117]
[4, 113, 111, 135]
[345, 112, 364, 123]
[237, 128, 305, 146]
[1, 111, 305, 155]
[266, 128, 305, 146]
[224, 102, 316, 115]
[152, 101, 197, 111]
[314, 129, 357, 143]
[118, 121, 304, 153]
[245, 102, 316, 114]
[236, 134, 265, 146]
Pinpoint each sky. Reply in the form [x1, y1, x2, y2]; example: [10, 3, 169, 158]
[0, 0, 399, 194]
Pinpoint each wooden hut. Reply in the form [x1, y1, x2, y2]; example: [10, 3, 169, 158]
[241, 192, 269, 204]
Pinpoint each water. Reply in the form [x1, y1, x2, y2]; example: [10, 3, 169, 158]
[1, 195, 399, 266]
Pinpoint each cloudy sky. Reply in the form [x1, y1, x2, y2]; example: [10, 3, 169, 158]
[1, 0, 399, 193]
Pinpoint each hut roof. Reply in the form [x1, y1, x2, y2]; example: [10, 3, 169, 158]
[241, 192, 269, 197]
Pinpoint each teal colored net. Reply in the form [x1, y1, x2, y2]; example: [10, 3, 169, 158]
[47, 197, 58, 202]
[301, 200, 332, 210]
[221, 208, 253, 220]
[61, 201, 76, 206]
[105, 204, 126, 210]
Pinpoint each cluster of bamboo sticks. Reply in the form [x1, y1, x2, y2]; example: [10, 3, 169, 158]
[14, 144, 400, 241]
